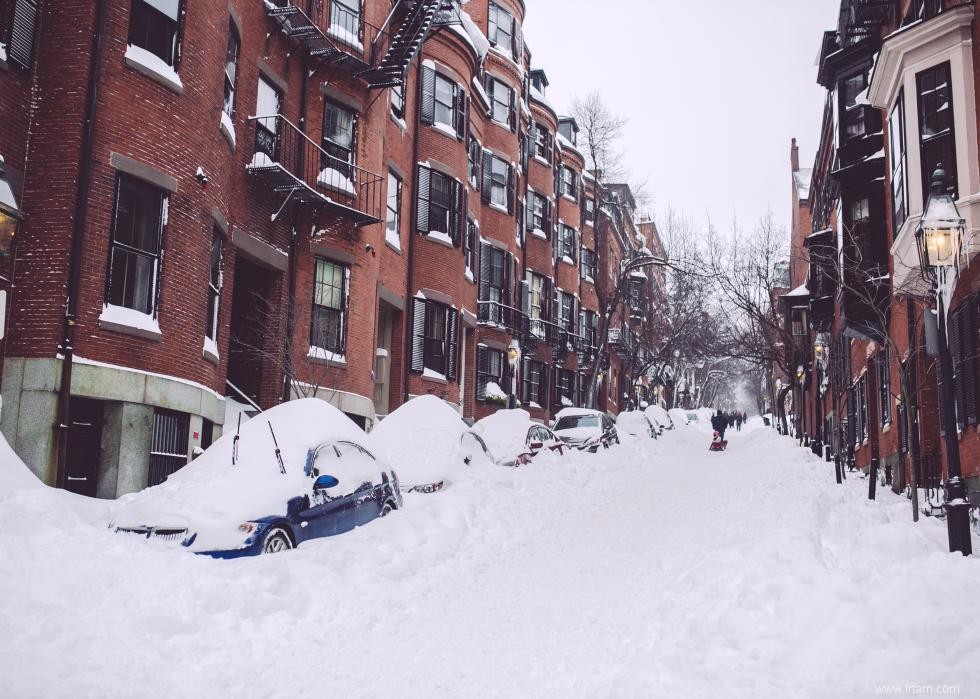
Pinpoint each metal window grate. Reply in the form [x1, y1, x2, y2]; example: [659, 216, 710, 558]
[148, 409, 189, 487]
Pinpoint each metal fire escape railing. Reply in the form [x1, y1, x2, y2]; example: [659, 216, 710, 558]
[477, 301, 527, 334]
[246, 114, 383, 226]
[264, 0, 442, 89]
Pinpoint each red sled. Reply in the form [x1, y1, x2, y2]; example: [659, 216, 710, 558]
[709, 431, 728, 451]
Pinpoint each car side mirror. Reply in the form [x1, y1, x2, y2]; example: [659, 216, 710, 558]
[313, 474, 339, 490]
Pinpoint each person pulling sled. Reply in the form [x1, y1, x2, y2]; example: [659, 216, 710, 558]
[709, 409, 729, 452]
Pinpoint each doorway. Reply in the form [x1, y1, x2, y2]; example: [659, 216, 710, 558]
[65, 397, 104, 497]
[227, 255, 277, 407]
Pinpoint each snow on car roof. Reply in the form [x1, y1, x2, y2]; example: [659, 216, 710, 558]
[554, 406, 604, 420]
[472, 409, 537, 461]
[110, 398, 367, 549]
[368, 395, 470, 486]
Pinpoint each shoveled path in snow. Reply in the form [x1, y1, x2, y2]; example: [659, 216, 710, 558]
[2, 420, 979, 697]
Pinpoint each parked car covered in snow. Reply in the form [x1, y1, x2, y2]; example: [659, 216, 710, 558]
[368, 395, 493, 492]
[552, 408, 619, 452]
[616, 411, 658, 440]
[109, 399, 402, 558]
[472, 409, 565, 467]
[644, 404, 674, 434]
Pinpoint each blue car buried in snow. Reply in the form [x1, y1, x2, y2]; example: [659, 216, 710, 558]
[108, 399, 402, 558]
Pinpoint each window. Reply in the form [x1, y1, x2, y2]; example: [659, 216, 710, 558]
[329, 0, 361, 41]
[521, 358, 546, 407]
[148, 408, 189, 487]
[476, 345, 505, 401]
[222, 21, 239, 118]
[948, 297, 978, 429]
[206, 228, 222, 342]
[557, 289, 576, 333]
[386, 171, 401, 247]
[559, 165, 577, 199]
[411, 298, 459, 379]
[917, 62, 957, 202]
[487, 2, 519, 61]
[322, 100, 357, 180]
[580, 247, 597, 281]
[254, 75, 282, 161]
[464, 218, 478, 277]
[533, 122, 552, 161]
[468, 136, 481, 189]
[482, 151, 512, 211]
[555, 369, 576, 407]
[790, 308, 807, 337]
[877, 348, 892, 426]
[106, 175, 167, 316]
[128, 0, 182, 67]
[584, 197, 596, 224]
[485, 75, 514, 128]
[527, 271, 548, 338]
[856, 375, 869, 443]
[526, 190, 550, 235]
[840, 72, 867, 140]
[420, 66, 465, 138]
[3, 0, 40, 68]
[416, 165, 462, 242]
[311, 258, 348, 354]
[479, 242, 511, 324]
[390, 83, 404, 120]
[558, 224, 577, 262]
[579, 309, 597, 350]
[889, 92, 907, 234]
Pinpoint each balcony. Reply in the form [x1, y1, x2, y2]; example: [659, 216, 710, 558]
[477, 300, 526, 334]
[246, 114, 383, 227]
[608, 325, 637, 359]
[265, 0, 441, 89]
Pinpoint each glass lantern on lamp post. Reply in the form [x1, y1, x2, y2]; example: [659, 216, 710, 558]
[506, 340, 521, 410]
[915, 165, 971, 555]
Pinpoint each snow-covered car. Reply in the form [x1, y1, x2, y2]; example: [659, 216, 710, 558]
[368, 395, 493, 492]
[616, 410, 658, 439]
[472, 409, 565, 467]
[644, 404, 674, 434]
[109, 399, 402, 558]
[552, 408, 619, 452]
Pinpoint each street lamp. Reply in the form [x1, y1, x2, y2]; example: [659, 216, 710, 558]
[915, 164, 971, 556]
[506, 339, 521, 410]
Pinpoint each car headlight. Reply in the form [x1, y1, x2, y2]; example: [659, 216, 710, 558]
[238, 522, 258, 535]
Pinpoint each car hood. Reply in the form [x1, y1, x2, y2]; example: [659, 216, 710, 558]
[554, 427, 602, 442]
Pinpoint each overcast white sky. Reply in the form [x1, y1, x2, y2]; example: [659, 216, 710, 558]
[522, 0, 842, 235]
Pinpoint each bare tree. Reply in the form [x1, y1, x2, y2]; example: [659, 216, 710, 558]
[570, 91, 628, 181]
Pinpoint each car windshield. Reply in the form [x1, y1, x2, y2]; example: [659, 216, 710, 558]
[554, 415, 600, 430]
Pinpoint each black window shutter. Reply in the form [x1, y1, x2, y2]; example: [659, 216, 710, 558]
[543, 198, 552, 239]
[511, 17, 519, 62]
[446, 309, 459, 381]
[477, 345, 489, 400]
[481, 151, 493, 204]
[420, 65, 436, 125]
[508, 87, 517, 130]
[411, 298, 427, 373]
[9, 0, 39, 69]
[478, 242, 491, 302]
[950, 308, 965, 430]
[546, 132, 552, 162]
[524, 193, 533, 232]
[452, 179, 463, 247]
[506, 164, 515, 214]
[520, 358, 529, 404]
[416, 166, 431, 232]
[964, 298, 978, 425]
[484, 74, 494, 112]
[541, 364, 549, 409]
[454, 86, 466, 139]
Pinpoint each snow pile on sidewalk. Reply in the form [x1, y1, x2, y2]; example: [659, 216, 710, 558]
[1, 414, 978, 697]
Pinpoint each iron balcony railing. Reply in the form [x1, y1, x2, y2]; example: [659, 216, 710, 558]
[247, 114, 383, 226]
[477, 300, 527, 334]
[608, 325, 637, 358]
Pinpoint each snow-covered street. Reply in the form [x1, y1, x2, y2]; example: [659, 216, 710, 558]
[2, 419, 979, 698]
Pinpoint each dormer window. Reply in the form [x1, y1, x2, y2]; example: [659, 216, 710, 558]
[558, 118, 579, 147]
[530, 69, 549, 96]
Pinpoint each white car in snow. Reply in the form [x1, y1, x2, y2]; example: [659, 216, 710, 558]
[552, 407, 619, 452]
[472, 409, 566, 467]
[368, 395, 493, 493]
[615, 410, 658, 440]
[644, 404, 674, 434]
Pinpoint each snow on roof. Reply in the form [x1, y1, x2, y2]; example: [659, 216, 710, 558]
[783, 283, 810, 297]
[794, 168, 812, 201]
[446, 8, 490, 61]
[554, 406, 603, 419]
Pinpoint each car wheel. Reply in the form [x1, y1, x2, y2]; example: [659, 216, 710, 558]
[380, 499, 397, 517]
[262, 527, 293, 554]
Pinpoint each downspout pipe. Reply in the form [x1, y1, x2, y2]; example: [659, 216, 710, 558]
[55, 0, 109, 489]
[403, 65, 421, 405]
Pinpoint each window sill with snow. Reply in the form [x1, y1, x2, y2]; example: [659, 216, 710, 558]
[203, 337, 220, 364]
[124, 45, 183, 95]
[421, 368, 447, 383]
[219, 111, 237, 150]
[308, 346, 347, 368]
[427, 231, 454, 248]
[99, 304, 163, 341]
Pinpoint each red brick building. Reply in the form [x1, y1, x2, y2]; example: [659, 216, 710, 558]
[0, 0, 664, 498]
[789, 0, 980, 510]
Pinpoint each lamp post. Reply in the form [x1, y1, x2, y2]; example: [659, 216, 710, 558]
[775, 378, 784, 433]
[506, 339, 521, 410]
[915, 165, 971, 556]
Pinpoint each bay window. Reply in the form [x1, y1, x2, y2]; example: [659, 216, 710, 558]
[917, 61, 957, 202]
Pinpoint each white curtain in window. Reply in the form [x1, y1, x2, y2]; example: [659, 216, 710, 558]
[143, 0, 180, 20]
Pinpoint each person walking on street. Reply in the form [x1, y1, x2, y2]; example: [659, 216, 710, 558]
[735, 413, 742, 432]
[711, 409, 728, 442]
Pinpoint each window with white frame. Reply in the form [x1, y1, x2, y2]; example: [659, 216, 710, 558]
[488, 2, 515, 53]
[487, 153, 509, 209]
[416, 166, 461, 241]
[390, 83, 404, 120]
[559, 224, 577, 262]
[521, 357, 546, 407]
[420, 64, 466, 137]
[206, 227, 222, 342]
[917, 61, 957, 202]
[485, 74, 514, 127]
[106, 174, 167, 316]
[476, 345, 505, 401]
[311, 258, 348, 354]
[888, 91, 907, 234]
[580, 247, 597, 281]
[322, 99, 357, 180]
[557, 289, 575, 332]
[464, 218, 478, 276]
[840, 72, 867, 141]
[223, 21, 239, 118]
[468, 136, 481, 189]
[386, 171, 401, 247]
[559, 165, 577, 198]
[528, 271, 548, 338]
[128, 0, 182, 67]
